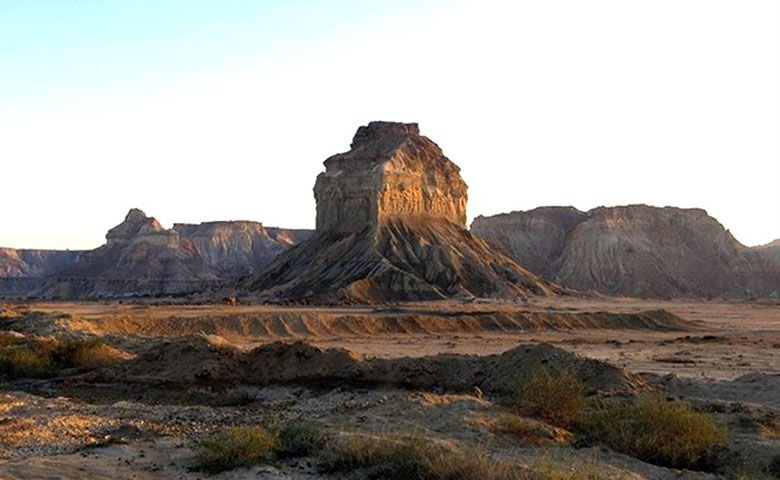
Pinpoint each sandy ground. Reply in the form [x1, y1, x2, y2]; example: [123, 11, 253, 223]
[13, 298, 780, 380]
[0, 298, 777, 479]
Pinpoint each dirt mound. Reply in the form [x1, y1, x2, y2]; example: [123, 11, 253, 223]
[41, 307, 692, 339]
[85, 339, 641, 395]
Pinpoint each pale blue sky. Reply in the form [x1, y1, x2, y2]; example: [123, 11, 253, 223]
[1, 0, 779, 249]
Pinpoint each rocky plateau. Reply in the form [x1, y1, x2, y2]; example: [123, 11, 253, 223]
[472, 206, 780, 299]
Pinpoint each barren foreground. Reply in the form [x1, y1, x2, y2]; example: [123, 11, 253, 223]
[0, 299, 778, 479]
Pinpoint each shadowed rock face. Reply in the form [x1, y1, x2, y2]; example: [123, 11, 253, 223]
[471, 207, 587, 277]
[472, 205, 780, 299]
[0, 249, 81, 277]
[244, 122, 558, 303]
[315, 121, 468, 232]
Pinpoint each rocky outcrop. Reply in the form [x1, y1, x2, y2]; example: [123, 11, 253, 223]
[60, 210, 216, 287]
[172, 221, 312, 277]
[314, 121, 467, 232]
[0, 248, 81, 277]
[471, 207, 587, 277]
[1, 210, 311, 299]
[472, 205, 780, 298]
[243, 122, 558, 303]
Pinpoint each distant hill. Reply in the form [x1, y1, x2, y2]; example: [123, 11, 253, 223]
[0, 248, 81, 278]
[0, 209, 311, 298]
[472, 205, 779, 299]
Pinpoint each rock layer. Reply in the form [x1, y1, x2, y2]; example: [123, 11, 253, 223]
[243, 122, 557, 303]
[472, 205, 780, 298]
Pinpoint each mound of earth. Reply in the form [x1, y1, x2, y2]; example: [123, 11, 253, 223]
[85, 339, 642, 395]
[241, 122, 559, 303]
[472, 205, 780, 299]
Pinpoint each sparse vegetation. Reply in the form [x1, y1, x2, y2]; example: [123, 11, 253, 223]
[195, 423, 614, 478]
[195, 420, 327, 473]
[0, 337, 124, 378]
[195, 426, 279, 473]
[510, 366, 586, 428]
[323, 434, 614, 480]
[0, 331, 23, 347]
[491, 414, 571, 445]
[322, 434, 529, 480]
[577, 395, 728, 470]
[273, 419, 328, 458]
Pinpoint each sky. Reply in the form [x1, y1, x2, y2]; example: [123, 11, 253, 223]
[1, 0, 779, 249]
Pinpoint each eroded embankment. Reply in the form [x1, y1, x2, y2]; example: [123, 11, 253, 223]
[79, 339, 643, 396]
[56, 308, 693, 339]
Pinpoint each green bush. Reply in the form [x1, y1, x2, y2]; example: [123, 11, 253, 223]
[577, 395, 728, 469]
[511, 367, 586, 428]
[195, 426, 279, 473]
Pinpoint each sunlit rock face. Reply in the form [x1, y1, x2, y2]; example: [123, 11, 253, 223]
[243, 121, 558, 303]
[314, 121, 468, 233]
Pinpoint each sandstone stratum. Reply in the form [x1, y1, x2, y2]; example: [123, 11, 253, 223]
[472, 205, 780, 299]
[242, 121, 558, 302]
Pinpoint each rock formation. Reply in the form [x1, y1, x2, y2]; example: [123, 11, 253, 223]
[0, 248, 81, 277]
[471, 207, 587, 277]
[472, 205, 780, 298]
[172, 221, 312, 277]
[1, 210, 311, 298]
[315, 122, 467, 232]
[243, 121, 558, 303]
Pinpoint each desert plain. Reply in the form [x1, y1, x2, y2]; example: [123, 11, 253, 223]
[0, 297, 777, 479]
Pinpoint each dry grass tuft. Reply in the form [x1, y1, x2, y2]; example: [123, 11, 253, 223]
[491, 414, 572, 445]
[0, 337, 127, 378]
[322, 434, 529, 480]
[510, 367, 586, 428]
[195, 426, 278, 473]
[577, 395, 728, 470]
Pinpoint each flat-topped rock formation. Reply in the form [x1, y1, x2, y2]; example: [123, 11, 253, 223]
[315, 121, 467, 232]
[0, 248, 81, 277]
[472, 205, 780, 298]
[243, 122, 558, 303]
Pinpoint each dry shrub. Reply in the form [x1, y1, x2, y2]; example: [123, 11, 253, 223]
[491, 414, 572, 445]
[511, 367, 586, 428]
[0, 337, 125, 378]
[0, 345, 52, 377]
[577, 395, 728, 470]
[322, 434, 528, 480]
[274, 419, 328, 458]
[0, 331, 24, 347]
[195, 426, 278, 473]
